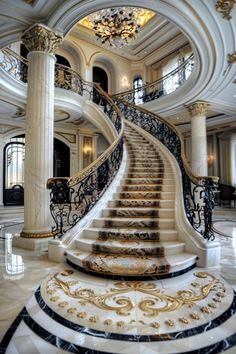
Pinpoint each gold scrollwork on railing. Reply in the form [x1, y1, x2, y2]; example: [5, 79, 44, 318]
[215, 0, 235, 20]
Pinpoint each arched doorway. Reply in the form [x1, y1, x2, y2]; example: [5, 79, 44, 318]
[93, 66, 108, 92]
[3, 135, 25, 206]
[3, 136, 70, 205]
[54, 138, 70, 177]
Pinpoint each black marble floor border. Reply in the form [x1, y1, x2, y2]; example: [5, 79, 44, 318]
[66, 258, 196, 280]
[37, 285, 236, 343]
[0, 308, 25, 354]
[1, 305, 236, 354]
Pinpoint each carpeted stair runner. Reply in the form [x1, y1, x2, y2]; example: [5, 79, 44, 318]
[66, 124, 197, 278]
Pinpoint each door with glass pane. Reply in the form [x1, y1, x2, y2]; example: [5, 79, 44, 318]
[3, 141, 25, 206]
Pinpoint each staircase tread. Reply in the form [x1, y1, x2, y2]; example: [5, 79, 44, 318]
[85, 227, 178, 232]
[77, 239, 184, 247]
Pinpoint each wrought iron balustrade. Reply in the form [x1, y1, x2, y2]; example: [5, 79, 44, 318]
[0, 48, 84, 95]
[113, 54, 194, 104]
[114, 99, 218, 241]
[47, 85, 123, 238]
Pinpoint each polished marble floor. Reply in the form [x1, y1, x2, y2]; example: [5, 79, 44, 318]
[0, 207, 236, 353]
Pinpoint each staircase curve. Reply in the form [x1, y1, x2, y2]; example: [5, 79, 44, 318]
[0, 48, 220, 278]
[66, 122, 198, 278]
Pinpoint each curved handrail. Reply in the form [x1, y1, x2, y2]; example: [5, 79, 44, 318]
[113, 54, 194, 104]
[114, 98, 218, 241]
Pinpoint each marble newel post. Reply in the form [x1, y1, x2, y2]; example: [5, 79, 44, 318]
[187, 102, 209, 176]
[21, 24, 63, 238]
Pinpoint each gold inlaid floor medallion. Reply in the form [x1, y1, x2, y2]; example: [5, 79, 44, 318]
[41, 268, 233, 335]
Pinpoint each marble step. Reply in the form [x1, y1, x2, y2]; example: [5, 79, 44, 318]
[101, 207, 175, 218]
[126, 172, 173, 178]
[128, 153, 160, 158]
[128, 161, 165, 165]
[108, 199, 175, 208]
[119, 185, 175, 192]
[123, 178, 175, 185]
[128, 158, 165, 163]
[128, 167, 173, 173]
[91, 217, 175, 229]
[66, 250, 197, 277]
[82, 227, 179, 241]
[113, 191, 175, 199]
[75, 238, 185, 256]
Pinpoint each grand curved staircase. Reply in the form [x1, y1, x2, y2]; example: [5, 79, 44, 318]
[66, 123, 197, 278]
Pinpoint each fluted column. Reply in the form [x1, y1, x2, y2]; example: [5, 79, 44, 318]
[21, 24, 63, 238]
[0, 140, 5, 206]
[187, 102, 209, 176]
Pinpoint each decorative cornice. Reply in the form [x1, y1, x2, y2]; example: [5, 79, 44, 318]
[186, 102, 209, 117]
[22, 23, 63, 53]
[215, 0, 235, 20]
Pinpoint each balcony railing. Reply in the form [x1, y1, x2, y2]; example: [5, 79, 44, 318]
[113, 54, 194, 104]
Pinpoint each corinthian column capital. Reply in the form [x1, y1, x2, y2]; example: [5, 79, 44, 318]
[186, 102, 209, 117]
[22, 23, 63, 53]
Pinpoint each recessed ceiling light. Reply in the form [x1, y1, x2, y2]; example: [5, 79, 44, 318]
[233, 94, 236, 97]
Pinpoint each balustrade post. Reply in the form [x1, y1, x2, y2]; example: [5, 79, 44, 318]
[20, 24, 63, 239]
[187, 102, 209, 176]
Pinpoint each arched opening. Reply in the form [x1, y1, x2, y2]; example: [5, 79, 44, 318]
[54, 138, 70, 177]
[133, 76, 144, 104]
[2, 136, 70, 205]
[55, 55, 71, 68]
[3, 135, 25, 206]
[93, 66, 108, 92]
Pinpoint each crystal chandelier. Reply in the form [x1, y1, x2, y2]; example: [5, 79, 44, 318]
[91, 8, 141, 48]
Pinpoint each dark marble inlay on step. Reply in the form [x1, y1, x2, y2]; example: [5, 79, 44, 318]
[113, 200, 161, 207]
[106, 209, 159, 217]
[92, 243, 165, 256]
[97, 230, 160, 241]
[102, 219, 159, 228]
[122, 185, 162, 192]
[119, 191, 162, 199]
[127, 173, 164, 179]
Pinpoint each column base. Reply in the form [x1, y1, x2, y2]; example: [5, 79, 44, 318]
[13, 235, 52, 251]
[20, 230, 54, 239]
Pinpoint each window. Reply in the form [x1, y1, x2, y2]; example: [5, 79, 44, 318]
[133, 77, 144, 104]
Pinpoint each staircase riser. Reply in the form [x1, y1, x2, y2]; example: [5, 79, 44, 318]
[66, 252, 197, 277]
[92, 219, 175, 229]
[83, 229, 178, 242]
[123, 179, 175, 186]
[119, 185, 175, 192]
[101, 209, 175, 218]
[114, 192, 175, 199]
[76, 240, 185, 256]
[108, 200, 175, 208]
[126, 173, 173, 178]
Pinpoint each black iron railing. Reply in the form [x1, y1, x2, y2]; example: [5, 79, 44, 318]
[113, 54, 194, 104]
[47, 85, 123, 238]
[114, 99, 218, 241]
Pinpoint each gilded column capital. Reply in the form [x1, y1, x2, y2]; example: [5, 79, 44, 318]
[22, 23, 63, 53]
[215, 0, 235, 20]
[186, 102, 209, 117]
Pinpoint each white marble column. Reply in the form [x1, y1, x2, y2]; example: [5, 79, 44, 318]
[187, 102, 209, 176]
[0, 140, 5, 206]
[21, 24, 63, 238]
